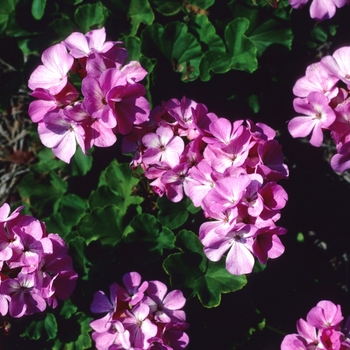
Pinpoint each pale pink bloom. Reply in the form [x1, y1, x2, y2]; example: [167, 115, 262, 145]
[203, 223, 256, 275]
[289, 0, 348, 21]
[289, 92, 336, 147]
[307, 300, 344, 329]
[63, 27, 115, 58]
[38, 110, 86, 163]
[121, 61, 148, 83]
[142, 126, 184, 168]
[202, 118, 244, 147]
[92, 320, 131, 350]
[28, 43, 74, 95]
[204, 129, 251, 173]
[322, 47, 350, 86]
[202, 173, 251, 214]
[185, 160, 216, 207]
[293, 62, 339, 99]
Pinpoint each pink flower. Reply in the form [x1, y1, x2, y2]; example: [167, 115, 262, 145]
[288, 92, 336, 147]
[288, 0, 348, 21]
[63, 27, 116, 58]
[116, 272, 149, 306]
[203, 223, 256, 275]
[38, 110, 86, 163]
[28, 43, 74, 95]
[144, 281, 186, 324]
[321, 47, 350, 86]
[142, 126, 184, 168]
[307, 300, 344, 329]
[293, 62, 339, 99]
[123, 303, 158, 349]
[1, 272, 46, 318]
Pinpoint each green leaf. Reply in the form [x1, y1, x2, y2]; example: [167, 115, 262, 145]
[149, 0, 182, 15]
[124, 36, 142, 61]
[74, 3, 105, 33]
[31, 0, 46, 20]
[69, 236, 91, 278]
[0, 0, 15, 34]
[157, 196, 193, 229]
[19, 171, 67, 215]
[21, 319, 44, 340]
[77, 205, 124, 246]
[199, 50, 233, 81]
[127, 0, 154, 35]
[31, 147, 66, 173]
[60, 299, 78, 319]
[52, 312, 92, 350]
[56, 194, 87, 227]
[189, 14, 225, 52]
[247, 94, 260, 113]
[70, 146, 93, 176]
[97, 160, 143, 213]
[225, 18, 258, 73]
[125, 214, 175, 255]
[191, 0, 215, 9]
[142, 22, 203, 81]
[44, 313, 57, 340]
[41, 212, 71, 239]
[163, 230, 247, 307]
[249, 19, 293, 57]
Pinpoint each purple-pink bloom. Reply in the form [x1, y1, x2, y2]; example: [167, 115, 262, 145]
[117, 272, 149, 306]
[123, 303, 158, 349]
[144, 281, 186, 324]
[1, 272, 46, 318]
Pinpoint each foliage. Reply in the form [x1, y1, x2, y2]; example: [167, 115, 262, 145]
[2, 0, 350, 348]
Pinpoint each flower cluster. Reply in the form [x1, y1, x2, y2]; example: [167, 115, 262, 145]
[126, 96, 289, 275]
[281, 300, 350, 349]
[28, 27, 150, 163]
[289, 46, 350, 173]
[0, 203, 77, 318]
[288, 0, 349, 21]
[90, 272, 189, 350]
